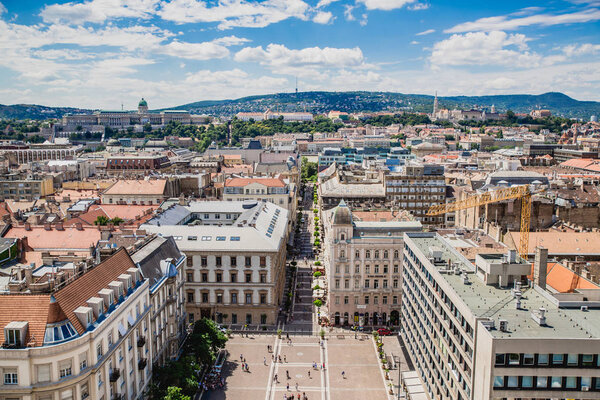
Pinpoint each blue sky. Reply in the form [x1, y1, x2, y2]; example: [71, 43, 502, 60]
[0, 0, 599, 109]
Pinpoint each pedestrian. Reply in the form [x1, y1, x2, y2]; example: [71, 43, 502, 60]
[286, 370, 290, 380]
[279, 355, 282, 363]
[243, 357, 246, 363]
[297, 394, 300, 400]
[272, 354, 275, 361]
[286, 383, 290, 391]
[295, 382, 298, 391]
[264, 357, 267, 365]
[240, 354, 243, 361]
[303, 392, 307, 400]
[274, 373, 278, 382]
[342, 371, 345, 379]
[284, 355, 287, 363]
[286, 333, 290, 340]
[322, 362, 325, 370]
[308, 370, 311, 379]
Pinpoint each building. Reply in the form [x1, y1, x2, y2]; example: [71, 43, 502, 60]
[141, 200, 289, 326]
[0, 249, 153, 400]
[106, 154, 171, 175]
[318, 167, 387, 210]
[402, 233, 600, 400]
[0, 144, 84, 166]
[62, 99, 199, 130]
[385, 164, 446, 225]
[530, 109, 552, 118]
[326, 201, 421, 326]
[223, 176, 296, 215]
[236, 110, 313, 122]
[130, 236, 186, 365]
[0, 173, 55, 201]
[101, 180, 171, 205]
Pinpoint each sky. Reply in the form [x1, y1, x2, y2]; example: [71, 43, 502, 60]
[0, 0, 599, 109]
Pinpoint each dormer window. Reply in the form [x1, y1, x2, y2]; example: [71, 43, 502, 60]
[4, 321, 27, 347]
[6, 329, 20, 345]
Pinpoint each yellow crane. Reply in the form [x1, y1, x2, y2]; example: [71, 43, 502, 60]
[426, 185, 531, 259]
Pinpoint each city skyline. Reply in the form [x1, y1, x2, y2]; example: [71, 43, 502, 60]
[0, 0, 599, 109]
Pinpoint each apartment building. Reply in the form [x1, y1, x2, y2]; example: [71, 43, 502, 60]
[141, 200, 289, 326]
[131, 236, 186, 365]
[0, 249, 152, 400]
[101, 180, 171, 205]
[223, 176, 296, 215]
[326, 201, 421, 327]
[0, 173, 54, 201]
[386, 163, 446, 225]
[402, 232, 600, 400]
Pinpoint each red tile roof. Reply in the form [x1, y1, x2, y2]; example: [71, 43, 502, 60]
[64, 204, 157, 226]
[103, 180, 167, 196]
[4, 226, 101, 251]
[0, 295, 51, 347]
[53, 248, 137, 334]
[529, 262, 600, 293]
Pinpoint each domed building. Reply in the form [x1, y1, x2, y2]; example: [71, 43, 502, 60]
[138, 98, 148, 113]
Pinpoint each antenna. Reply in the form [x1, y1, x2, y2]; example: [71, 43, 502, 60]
[121, 102, 124, 111]
[295, 77, 298, 95]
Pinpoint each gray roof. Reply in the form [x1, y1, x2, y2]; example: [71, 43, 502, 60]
[131, 236, 182, 288]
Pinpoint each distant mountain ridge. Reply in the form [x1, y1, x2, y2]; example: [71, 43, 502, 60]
[1, 91, 598, 120]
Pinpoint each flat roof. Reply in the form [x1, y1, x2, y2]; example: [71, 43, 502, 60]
[408, 234, 600, 339]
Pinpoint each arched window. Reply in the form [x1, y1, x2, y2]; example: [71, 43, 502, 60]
[394, 250, 399, 259]
[340, 233, 346, 240]
[340, 250, 345, 259]
[366, 250, 371, 259]
[374, 250, 380, 259]
[384, 250, 389, 259]
[355, 250, 360, 259]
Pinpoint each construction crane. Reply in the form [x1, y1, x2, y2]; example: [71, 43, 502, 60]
[427, 185, 531, 259]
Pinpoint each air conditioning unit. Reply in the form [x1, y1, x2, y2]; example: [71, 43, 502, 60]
[581, 305, 589, 312]
[499, 319, 508, 332]
[582, 386, 590, 391]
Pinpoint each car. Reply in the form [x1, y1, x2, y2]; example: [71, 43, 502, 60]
[377, 328, 392, 336]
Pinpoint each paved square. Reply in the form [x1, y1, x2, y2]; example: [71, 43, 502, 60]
[202, 334, 390, 400]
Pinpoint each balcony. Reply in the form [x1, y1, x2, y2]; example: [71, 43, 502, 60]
[137, 336, 146, 347]
[111, 394, 123, 400]
[138, 358, 147, 370]
[109, 368, 120, 382]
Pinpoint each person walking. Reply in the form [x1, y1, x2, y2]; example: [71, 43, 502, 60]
[274, 373, 278, 383]
[264, 357, 267, 366]
[342, 371, 345, 379]
[286, 383, 290, 391]
[286, 370, 290, 380]
[307, 370, 311, 379]
[295, 382, 298, 391]
[284, 355, 287, 363]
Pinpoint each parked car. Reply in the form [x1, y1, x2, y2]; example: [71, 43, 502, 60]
[377, 328, 392, 336]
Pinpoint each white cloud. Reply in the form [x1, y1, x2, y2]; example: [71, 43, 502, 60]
[158, 0, 310, 29]
[408, 2, 429, 10]
[0, 2, 6, 14]
[356, 0, 417, 11]
[159, 40, 230, 60]
[316, 0, 341, 7]
[41, 0, 159, 24]
[446, 9, 600, 33]
[234, 43, 364, 69]
[313, 11, 334, 24]
[563, 43, 600, 57]
[211, 35, 251, 46]
[344, 5, 356, 20]
[430, 31, 541, 68]
[359, 13, 368, 26]
[410, 40, 419, 45]
[416, 28, 434, 35]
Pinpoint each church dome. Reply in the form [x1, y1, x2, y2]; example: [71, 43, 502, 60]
[332, 200, 352, 225]
[138, 98, 148, 107]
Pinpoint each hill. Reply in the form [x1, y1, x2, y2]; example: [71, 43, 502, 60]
[1, 92, 598, 120]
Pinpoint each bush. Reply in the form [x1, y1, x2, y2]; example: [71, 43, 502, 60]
[314, 261, 321, 266]
[312, 285, 321, 291]
[313, 271, 322, 277]
[314, 299, 323, 307]
[313, 209, 318, 213]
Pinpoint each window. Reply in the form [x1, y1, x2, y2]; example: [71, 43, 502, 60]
[245, 293, 252, 304]
[522, 376, 533, 388]
[97, 372, 103, 387]
[383, 279, 388, 288]
[335, 265, 340, 274]
[354, 296, 359, 305]
[538, 354, 549, 365]
[495, 354, 505, 366]
[217, 236, 226, 241]
[565, 376, 576, 389]
[344, 296, 349, 304]
[506, 376, 518, 388]
[335, 279, 340, 289]
[364, 280, 370, 288]
[245, 257, 252, 266]
[393, 279, 398, 288]
[231, 273, 237, 282]
[216, 293, 223, 304]
[201, 273, 208, 282]
[231, 293, 238, 304]
[382, 296, 388, 305]
[231, 314, 237, 324]
[355, 250, 360, 259]
[340, 250, 345, 259]
[384, 250, 389, 259]
[6, 329, 20, 345]
[508, 353, 519, 365]
[383, 265, 388, 273]
[187, 257, 193, 267]
[37, 364, 51, 382]
[552, 354, 564, 365]
[231, 236, 240, 241]
[260, 294, 266, 304]
[96, 343, 103, 360]
[344, 265, 349, 274]
[582, 354, 594, 366]
[374, 280, 379, 289]
[260, 256, 267, 267]
[536, 376, 547, 388]
[187, 292, 194, 303]
[216, 273, 222, 282]
[493, 376, 504, 388]
[186, 272, 193, 282]
[201, 256, 207, 267]
[107, 333, 113, 348]
[366, 250, 371, 258]
[4, 370, 17, 385]
[231, 256, 237, 267]
[335, 296, 340, 305]
[216, 257, 222, 266]
[245, 273, 252, 283]
[567, 354, 578, 365]
[364, 296, 369, 305]
[523, 354, 534, 365]
[393, 264, 399, 273]
[260, 274, 267, 283]
[374, 250, 379, 259]
[582, 376, 591, 389]
[355, 265, 360, 273]
[59, 361, 72, 378]
[392, 296, 398, 305]
[344, 279, 349, 289]
[374, 296, 378, 305]
[374, 265, 379, 273]
[551, 376, 562, 388]
[202, 292, 209, 303]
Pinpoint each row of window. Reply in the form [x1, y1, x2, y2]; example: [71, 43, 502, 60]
[333, 277, 399, 289]
[495, 353, 600, 368]
[187, 291, 268, 305]
[347, 249, 400, 260]
[186, 255, 267, 268]
[334, 294, 399, 305]
[186, 271, 268, 284]
[334, 263, 399, 274]
[493, 375, 600, 391]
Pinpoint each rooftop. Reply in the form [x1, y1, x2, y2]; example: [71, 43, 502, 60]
[103, 180, 167, 196]
[407, 233, 600, 339]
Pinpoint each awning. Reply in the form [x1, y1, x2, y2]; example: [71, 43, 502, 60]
[118, 323, 127, 336]
[127, 315, 135, 327]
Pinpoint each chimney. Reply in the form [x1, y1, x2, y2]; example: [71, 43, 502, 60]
[75, 222, 83, 231]
[533, 246, 548, 290]
[55, 222, 64, 231]
[43, 222, 52, 231]
[24, 222, 31, 231]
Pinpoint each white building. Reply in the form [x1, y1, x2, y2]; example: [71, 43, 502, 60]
[402, 232, 600, 400]
[223, 176, 297, 216]
[0, 249, 152, 400]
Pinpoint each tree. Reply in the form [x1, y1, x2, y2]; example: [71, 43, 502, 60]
[110, 217, 124, 225]
[94, 215, 110, 226]
[164, 387, 191, 400]
[143, 122, 152, 133]
[301, 157, 318, 182]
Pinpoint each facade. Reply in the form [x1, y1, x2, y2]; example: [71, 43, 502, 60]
[0, 173, 54, 201]
[223, 177, 296, 215]
[0, 145, 83, 166]
[131, 236, 186, 366]
[402, 232, 600, 400]
[0, 249, 153, 400]
[326, 202, 421, 327]
[141, 200, 289, 326]
[101, 180, 169, 205]
[385, 163, 446, 225]
[62, 99, 196, 129]
[236, 110, 313, 122]
[106, 155, 171, 175]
